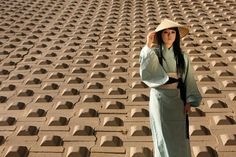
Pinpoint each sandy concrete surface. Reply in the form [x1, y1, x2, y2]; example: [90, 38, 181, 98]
[0, 0, 236, 156]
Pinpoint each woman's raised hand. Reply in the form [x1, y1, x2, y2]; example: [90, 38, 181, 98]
[146, 31, 157, 48]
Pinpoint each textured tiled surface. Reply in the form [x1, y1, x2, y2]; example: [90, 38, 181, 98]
[0, 0, 236, 156]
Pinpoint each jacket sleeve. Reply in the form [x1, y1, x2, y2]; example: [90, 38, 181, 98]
[183, 54, 202, 107]
[139, 45, 169, 88]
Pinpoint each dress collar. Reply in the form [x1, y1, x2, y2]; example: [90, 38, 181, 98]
[162, 44, 173, 52]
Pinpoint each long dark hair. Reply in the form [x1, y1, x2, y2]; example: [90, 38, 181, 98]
[156, 27, 185, 77]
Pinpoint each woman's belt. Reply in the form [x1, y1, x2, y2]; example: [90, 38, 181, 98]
[159, 81, 179, 89]
[159, 73, 179, 89]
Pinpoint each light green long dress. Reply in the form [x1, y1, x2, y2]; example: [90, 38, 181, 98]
[139, 45, 202, 157]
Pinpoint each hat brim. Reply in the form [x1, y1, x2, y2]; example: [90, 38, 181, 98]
[154, 19, 189, 38]
[177, 26, 189, 38]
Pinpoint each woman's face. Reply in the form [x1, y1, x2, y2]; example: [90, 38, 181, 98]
[161, 28, 176, 47]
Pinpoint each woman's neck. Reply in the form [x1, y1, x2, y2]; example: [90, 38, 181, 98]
[164, 44, 172, 49]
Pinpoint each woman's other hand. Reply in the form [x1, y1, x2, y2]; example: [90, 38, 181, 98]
[146, 31, 157, 48]
[184, 103, 191, 114]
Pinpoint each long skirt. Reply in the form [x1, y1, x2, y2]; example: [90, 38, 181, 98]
[149, 88, 191, 157]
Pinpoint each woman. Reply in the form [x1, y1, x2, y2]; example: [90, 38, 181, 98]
[139, 19, 202, 157]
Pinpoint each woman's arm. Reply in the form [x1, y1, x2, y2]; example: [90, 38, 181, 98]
[139, 45, 169, 88]
[183, 54, 202, 107]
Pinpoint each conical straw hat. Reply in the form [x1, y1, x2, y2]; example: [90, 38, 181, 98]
[155, 19, 189, 38]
